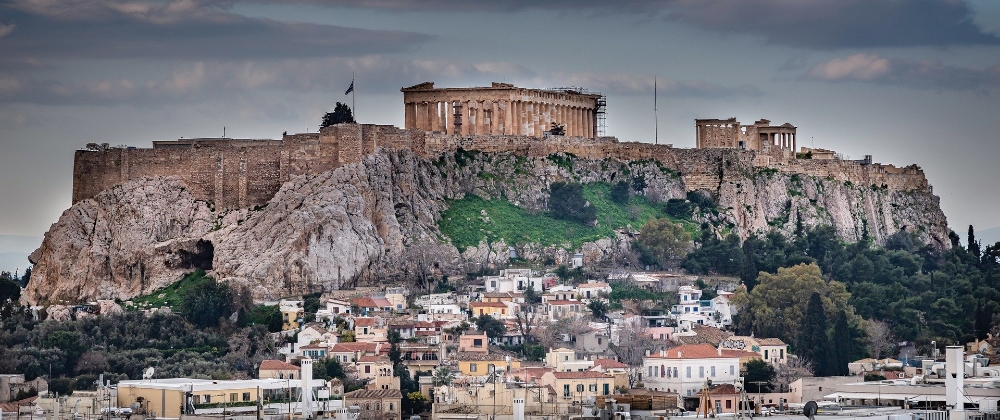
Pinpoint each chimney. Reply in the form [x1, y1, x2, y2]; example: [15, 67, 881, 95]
[677, 351, 682, 358]
[718, 346, 722, 356]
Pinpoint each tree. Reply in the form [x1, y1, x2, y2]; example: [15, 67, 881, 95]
[865, 319, 894, 359]
[549, 122, 565, 136]
[743, 359, 776, 392]
[773, 356, 812, 392]
[609, 317, 656, 387]
[476, 315, 506, 343]
[610, 181, 630, 204]
[969, 225, 981, 260]
[797, 292, 832, 376]
[406, 391, 427, 415]
[732, 263, 851, 345]
[0, 275, 20, 303]
[401, 241, 450, 294]
[320, 102, 355, 128]
[522, 284, 542, 305]
[179, 274, 235, 328]
[830, 311, 853, 376]
[740, 240, 759, 292]
[431, 367, 455, 386]
[588, 300, 608, 320]
[636, 218, 691, 268]
[548, 182, 596, 224]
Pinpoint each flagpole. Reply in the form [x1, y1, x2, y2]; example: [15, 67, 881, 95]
[352, 72, 356, 122]
[654, 76, 658, 145]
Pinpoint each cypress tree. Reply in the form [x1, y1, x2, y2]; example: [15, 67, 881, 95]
[798, 292, 831, 376]
[831, 310, 852, 376]
[969, 225, 981, 260]
[741, 240, 759, 292]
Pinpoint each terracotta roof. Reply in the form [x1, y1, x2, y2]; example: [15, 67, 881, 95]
[649, 344, 757, 360]
[756, 337, 787, 346]
[301, 343, 329, 350]
[550, 371, 612, 379]
[330, 342, 380, 353]
[0, 396, 38, 413]
[415, 321, 436, 328]
[416, 331, 438, 336]
[343, 389, 402, 399]
[353, 317, 376, 327]
[592, 358, 628, 369]
[483, 292, 513, 298]
[578, 282, 609, 288]
[357, 356, 389, 363]
[259, 359, 301, 371]
[461, 331, 487, 336]
[711, 384, 739, 395]
[372, 297, 393, 307]
[352, 297, 378, 307]
[471, 301, 508, 308]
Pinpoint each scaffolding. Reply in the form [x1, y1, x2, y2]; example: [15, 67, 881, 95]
[548, 87, 607, 137]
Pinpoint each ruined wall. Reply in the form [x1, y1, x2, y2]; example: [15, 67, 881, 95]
[73, 124, 934, 211]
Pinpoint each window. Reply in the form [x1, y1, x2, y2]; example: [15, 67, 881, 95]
[474, 339, 483, 347]
[279, 373, 284, 379]
[470, 363, 478, 372]
[699, 366, 704, 378]
[564, 385, 570, 397]
[290, 374, 294, 379]
[673, 367, 678, 377]
[243, 393, 251, 401]
[603, 384, 610, 395]
[711, 366, 716, 377]
[648, 366, 654, 377]
[661, 365, 665, 377]
[730, 365, 734, 375]
[726, 400, 732, 409]
[230, 393, 238, 402]
[686, 367, 691, 378]
[389, 403, 394, 411]
[204, 395, 211, 404]
[577, 384, 584, 393]
[764, 350, 769, 359]
[780, 349, 785, 359]
[589, 384, 597, 392]
[365, 365, 371, 374]
[597, 337, 602, 345]
[192, 395, 201, 404]
[818, 387, 823, 391]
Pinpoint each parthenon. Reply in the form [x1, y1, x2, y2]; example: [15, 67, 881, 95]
[695, 118, 797, 152]
[401, 82, 602, 138]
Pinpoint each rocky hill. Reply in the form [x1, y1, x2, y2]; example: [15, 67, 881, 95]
[24, 145, 949, 305]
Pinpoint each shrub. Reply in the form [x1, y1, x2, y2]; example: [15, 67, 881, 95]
[548, 182, 596, 225]
[665, 199, 693, 219]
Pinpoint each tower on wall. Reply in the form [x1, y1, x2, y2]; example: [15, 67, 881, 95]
[401, 82, 603, 138]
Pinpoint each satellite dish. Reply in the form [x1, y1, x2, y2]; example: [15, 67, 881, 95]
[143, 367, 155, 380]
[803, 401, 819, 420]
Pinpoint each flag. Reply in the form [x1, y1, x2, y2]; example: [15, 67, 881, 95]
[344, 80, 354, 95]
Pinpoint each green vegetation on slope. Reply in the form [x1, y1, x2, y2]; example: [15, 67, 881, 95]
[439, 183, 696, 250]
[130, 270, 214, 309]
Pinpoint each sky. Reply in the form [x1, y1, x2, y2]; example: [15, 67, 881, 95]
[1, 0, 999, 243]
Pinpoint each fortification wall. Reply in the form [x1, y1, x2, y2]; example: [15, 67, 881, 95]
[73, 124, 933, 210]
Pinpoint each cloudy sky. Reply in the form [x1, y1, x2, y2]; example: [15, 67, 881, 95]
[1, 0, 999, 243]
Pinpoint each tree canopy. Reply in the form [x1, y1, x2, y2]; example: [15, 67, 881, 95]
[320, 102, 355, 128]
[548, 182, 596, 224]
[636, 218, 692, 269]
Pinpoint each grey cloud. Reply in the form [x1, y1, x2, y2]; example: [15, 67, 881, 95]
[0, 23, 14, 39]
[534, 72, 761, 97]
[0, 0, 430, 60]
[0, 57, 536, 105]
[802, 53, 1000, 91]
[272, 0, 999, 49]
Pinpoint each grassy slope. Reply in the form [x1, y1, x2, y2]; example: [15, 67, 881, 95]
[130, 270, 212, 309]
[439, 182, 697, 250]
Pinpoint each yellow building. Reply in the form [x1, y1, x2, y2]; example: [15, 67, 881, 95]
[455, 353, 521, 377]
[280, 300, 304, 331]
[469, 301, 510, 318]
[540, 371, 614, 402]
[117, 378, 324, 418]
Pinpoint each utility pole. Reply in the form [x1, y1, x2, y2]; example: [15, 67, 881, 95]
[654, 76, 658, 145]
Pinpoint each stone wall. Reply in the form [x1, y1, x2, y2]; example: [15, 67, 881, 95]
[72, 124, 933, 210]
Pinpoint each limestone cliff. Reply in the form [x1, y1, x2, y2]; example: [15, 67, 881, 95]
[24, 147, 949, 304]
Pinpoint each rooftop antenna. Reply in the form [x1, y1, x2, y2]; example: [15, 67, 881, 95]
[654, 76, 658, 145]
[223, 126, 226, 138]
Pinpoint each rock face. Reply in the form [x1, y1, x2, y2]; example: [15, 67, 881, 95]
[26, 177, 216, 304]
[24, 148, 950, 304]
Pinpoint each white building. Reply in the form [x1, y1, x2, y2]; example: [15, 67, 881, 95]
[642, 344, 759, 397]
[484, 269, 545, 293]
[670, 286, 733, 330]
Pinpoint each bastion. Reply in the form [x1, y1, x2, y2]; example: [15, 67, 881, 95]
[72, 82, 931, 211]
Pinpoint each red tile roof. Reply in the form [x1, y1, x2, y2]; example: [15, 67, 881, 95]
[592, 358, 628, 369]
[354, 317, 376, 327]
[357, 356, 389, 363]
[471, 301, 508, 308]
[330, 342, 380, 353]
[578, 282, 610, 288]
[547, 300, 581, 305]
[259, 360, 301, 371]
[649, 344, 759, 360]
